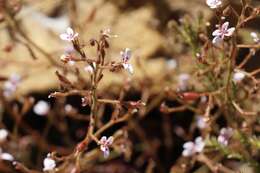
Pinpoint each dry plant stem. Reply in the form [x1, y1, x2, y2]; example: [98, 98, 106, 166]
[250, 68, 260, 76]
[2, 97, 70, 154]
[94, 112, 132, 138]
[225, 39, 237, 103]
[97, 99, 120, 104]
[232, 101, 257, 116]
[237, 44, 260, 49]
[164, 105, 187, 113]
[237, 50, 254, 69]
[14, 162, 41, 173]
[84, 66, 98, 143]
[144, 93, 165, 116]
[145, 159, 156, 173]
[204, 95, 212, 118]
[196, 154, 236, 173]
[50, 90, 89, 98]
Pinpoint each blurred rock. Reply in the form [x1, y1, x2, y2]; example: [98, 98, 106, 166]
[0, 0, 164, 96]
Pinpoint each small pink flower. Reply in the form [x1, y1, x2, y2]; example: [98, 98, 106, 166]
[98, 136, 114, 158]
[217, 127, 233, 146]
[212, 22, 235, 44]
[120, 48, 133, 74]
[206, 0, 222, 9]
[182, 137, 205, 157]
[60, 27, 78, 41]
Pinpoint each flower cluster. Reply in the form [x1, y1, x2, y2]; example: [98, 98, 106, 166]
[182, 137, 205, 157]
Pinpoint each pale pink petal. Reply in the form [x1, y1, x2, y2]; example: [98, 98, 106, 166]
[212, 36, 222, 44]
[106, 136, 114, 145]
[122, 63, 134, 74]
[100, 145, 107, 152]
[222, 22, 229, 31]
[74, 32, 79, 38]
[0, 153, 14, 161]
[212, 29, 221, 36]
[217, 135, 227, 145]
[225, 27, 235, 36]
[183, 142, 194, 149]
[103, 147, 110, 158]
[182, 149, 193, 157]
[100, 136, 107, 144]
[195, 137, 203, 144]
[60, 33, 69, 41]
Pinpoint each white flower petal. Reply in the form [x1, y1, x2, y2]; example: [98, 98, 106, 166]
[182, 148, 193, 157]
[121, 48, 132, 62]
[217, 136, 227, 145]
[196, 116, 207, 129]
[84, 65, 94, 74]
[103, 147, 110, 158]
[206, 0, 222, 9]
[33, 100, 50, 116]
[66, 27, 74, 35]
[0, 129, 8, 142]
[106, 136, 114, 145]
[60, 33, 69, 41]
[250, 32, 259, 43]
[212, 29, 221, 36]
[100, 136, 107, 144]
[100, 145, 107, 152]
[183, 142, 194, 149]
[73, 32, 79, 38]
[1, 153, 14, 161]
[225, 27, 235, 36]
[233, 71, 245, 83]
[123, 63, 134, 75]
[222, 22, 229, 31]
[43, 157, 56, 171]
